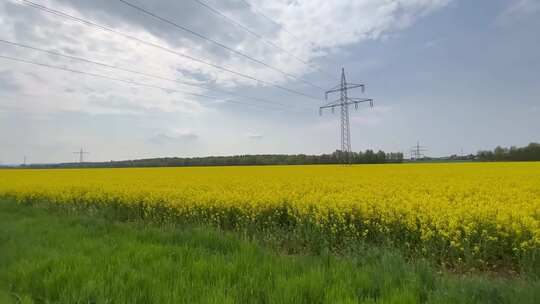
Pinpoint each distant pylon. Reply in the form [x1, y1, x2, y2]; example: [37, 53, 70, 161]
[409, 141, 427, 160]
[73, 147, 89, 163]
[320, 68, 373, 163]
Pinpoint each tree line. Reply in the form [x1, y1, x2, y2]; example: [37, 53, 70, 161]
[25, 150, 404, 169]
[477, 143, 540, 161]
[14, 143, 539, 169]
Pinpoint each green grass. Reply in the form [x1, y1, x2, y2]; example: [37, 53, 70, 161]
[1, 200, 539, 303]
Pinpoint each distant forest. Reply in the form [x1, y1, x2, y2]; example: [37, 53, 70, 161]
[8, 143, 540, 169]
[477, 143, 540, 162]
[25, 150, 404, 169]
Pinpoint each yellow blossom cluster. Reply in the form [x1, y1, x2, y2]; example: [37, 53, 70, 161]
[1, 162, 539, 265]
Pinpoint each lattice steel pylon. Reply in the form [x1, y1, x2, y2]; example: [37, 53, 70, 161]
[320, 68, 373, 163]
[73, 147, 89, 163]
[409, 141, 427, 161]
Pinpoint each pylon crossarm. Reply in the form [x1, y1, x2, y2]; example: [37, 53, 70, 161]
[319, 104, 341, 114]
[324, 88, 341, 97]
[351, 98, 374, 107]
[343, 83, 365, 92]
[320, 98, 342, 109]
[347, 97, 372, 103]
[319, 104, 339, 115]
[326, 83, 341, 92]
[324, 85, 341, 100]
[320, 105, 340, 110]
[325, 84, 365, 97]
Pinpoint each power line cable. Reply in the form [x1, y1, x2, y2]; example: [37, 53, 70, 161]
[14, 0, 323, 101]
[0, 38, 301, 109]
[117, 0, 325, 90]
[190, 0, 336, 81]
[239, 0, 341, 68]
[238, 0, 299, 41]
[0, 54, 300, 113]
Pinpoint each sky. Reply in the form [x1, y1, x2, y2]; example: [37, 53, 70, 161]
[0, 0, 539, 164]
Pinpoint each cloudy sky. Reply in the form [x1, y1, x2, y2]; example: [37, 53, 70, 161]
[0, 0, 539, 164]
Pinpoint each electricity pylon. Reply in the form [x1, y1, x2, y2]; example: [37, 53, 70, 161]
[409, 141, 427, 160]
[320, 68, 373, 163]
[73, 147, 89, 163]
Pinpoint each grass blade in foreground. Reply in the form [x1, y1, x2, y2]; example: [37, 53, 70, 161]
[1, 199, 539, 303]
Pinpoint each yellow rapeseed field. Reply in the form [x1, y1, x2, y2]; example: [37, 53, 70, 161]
[1, 162, 539, 266]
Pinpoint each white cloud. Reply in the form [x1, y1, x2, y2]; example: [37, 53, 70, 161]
[497, 0, 540, 25]
[149, 130, 199, 145]
[504, 0, 540, 15]
[253, 0, 451, 57]
[350, 105, 393, 126]
[0, 0, 451, 115]
[0, 0, 456, 162]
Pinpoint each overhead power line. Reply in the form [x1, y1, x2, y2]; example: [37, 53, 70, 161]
[117, 0, 324, 90]
[0, 54, 299, 113]
[238, 0, 299, 42]
[190, 0, 336, 81]
[0, 39, 301, 109]
[14, 0, 322, 101]
[239, 0, 341, 68]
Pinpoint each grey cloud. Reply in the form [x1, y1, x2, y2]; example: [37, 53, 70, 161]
[53, 0, 263, 61]
[61, 47, 78, 55]
[3, 0, 242, 64]
[3, 1, 70, 45]
[86, 93, 151, 113]
[247, 133, 263, 140]
[179, 69, 216, 84]
[149, 132, 199, 145]
[0, 70, 21, 93]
